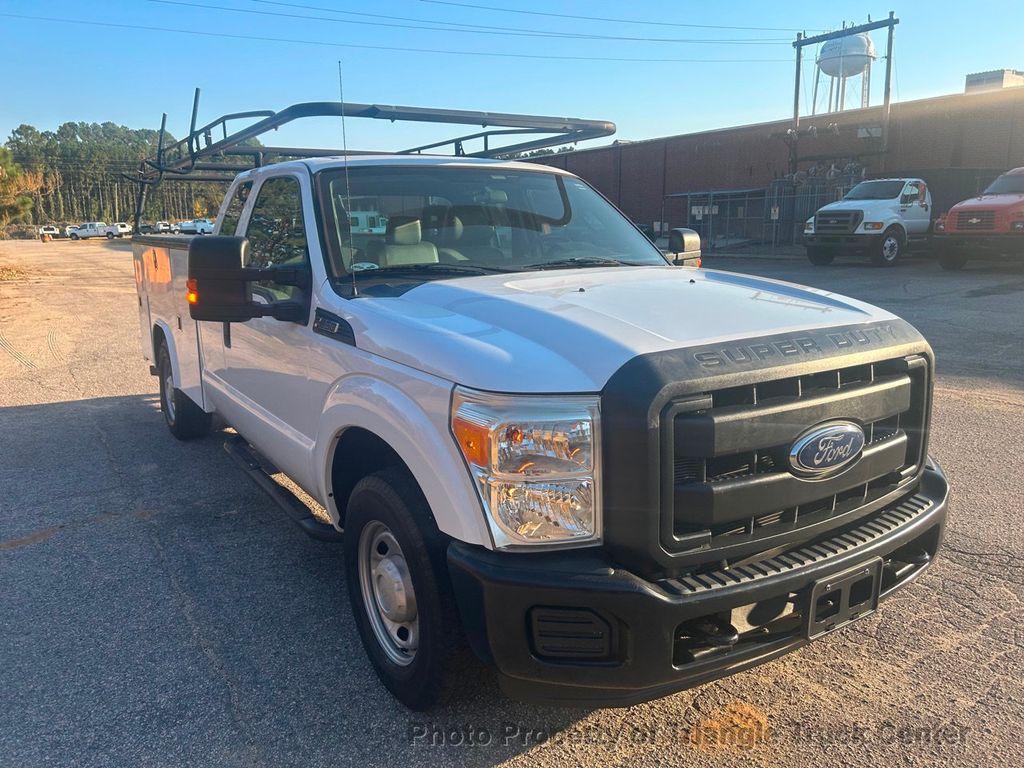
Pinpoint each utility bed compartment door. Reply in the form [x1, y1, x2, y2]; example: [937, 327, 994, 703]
[135, 239, 205, 407]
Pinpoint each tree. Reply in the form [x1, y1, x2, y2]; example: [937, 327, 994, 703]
[5, 122, 260, 225]
[0, 147, 40, 227]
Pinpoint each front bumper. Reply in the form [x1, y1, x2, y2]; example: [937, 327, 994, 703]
[448, 459, 948, 707]
[934, 232, 1024, 257]
[803, 232, 883, 252]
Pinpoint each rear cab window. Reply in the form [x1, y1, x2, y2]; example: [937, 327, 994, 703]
[219, 180, 253, 236]
[243, 175, 309, 303]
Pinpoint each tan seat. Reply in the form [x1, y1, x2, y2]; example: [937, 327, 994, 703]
[420, 205, 467, 261]
[380, 217, 439, 266]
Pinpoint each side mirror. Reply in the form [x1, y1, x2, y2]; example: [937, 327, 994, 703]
[187, 236, 309, 323]
[667, 227, 702, 266]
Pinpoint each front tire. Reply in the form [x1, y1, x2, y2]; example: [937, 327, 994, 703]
[939, 250, 968, 271]
[344, 468, 468, 711]
[806, 246, 835, 266]
[157, 344, 211, 440]
[872, 227, 903, 266]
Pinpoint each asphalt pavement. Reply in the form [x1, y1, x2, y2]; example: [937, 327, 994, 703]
[1, 239, 1022, 767]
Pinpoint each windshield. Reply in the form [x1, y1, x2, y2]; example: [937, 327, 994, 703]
[983, 173, 1024, 195]
[842, 180, 906, 200]
[317, 166, 666, 288]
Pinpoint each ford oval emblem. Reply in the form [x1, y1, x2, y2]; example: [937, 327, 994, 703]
[789, 421, 865, 477]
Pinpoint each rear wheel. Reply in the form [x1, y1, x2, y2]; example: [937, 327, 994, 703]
[806, 246, 835, 266]
[106, 232, 114, 239]
[344, 467, 470, 711]
[872, 227, 903, 266]
[70, 233, 79, 241]
[157, 343, 211, 440]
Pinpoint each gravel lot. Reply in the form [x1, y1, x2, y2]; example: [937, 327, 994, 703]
[1, 239, 1022, 767]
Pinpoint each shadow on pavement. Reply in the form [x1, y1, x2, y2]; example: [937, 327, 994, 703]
[0, 393, 591, 767]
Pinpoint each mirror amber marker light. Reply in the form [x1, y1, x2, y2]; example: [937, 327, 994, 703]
[186, 278, 199, 305]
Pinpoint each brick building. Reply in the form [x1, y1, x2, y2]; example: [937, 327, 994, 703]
[536, 85, 1024, 243]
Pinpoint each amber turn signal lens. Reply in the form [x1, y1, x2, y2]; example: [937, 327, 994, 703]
[452, 415, 490, 467]
[186, 278, 199, 305]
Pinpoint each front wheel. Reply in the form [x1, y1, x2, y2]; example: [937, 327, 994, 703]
[344, 468, 470, 711]
[872, 228, 903, 266]
[939, 250, 968, 271]
[806, 246, 835, 266]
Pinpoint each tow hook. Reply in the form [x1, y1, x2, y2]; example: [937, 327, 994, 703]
[680, 615, 740, 648]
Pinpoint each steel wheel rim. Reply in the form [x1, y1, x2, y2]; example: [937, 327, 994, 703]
[163, 373, 176, 422]
[358, 521, 418, 666]
[882, 235, 900, 261]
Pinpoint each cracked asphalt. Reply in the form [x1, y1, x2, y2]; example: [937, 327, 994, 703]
[1, 239, 1022, 767]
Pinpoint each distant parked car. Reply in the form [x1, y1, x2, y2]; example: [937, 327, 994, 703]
[64, 225, 80, 238]
[155, 221, 172, 233]
[178, 218, 214, 235]
[104, 222, 132, 239]
[38, 225, 59, 238]
[68, 222, 109, 240]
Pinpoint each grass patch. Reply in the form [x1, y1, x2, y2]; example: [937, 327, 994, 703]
[0, 266, 28, 281]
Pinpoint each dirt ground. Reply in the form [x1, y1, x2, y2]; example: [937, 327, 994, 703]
[1, 238, 1022, 767]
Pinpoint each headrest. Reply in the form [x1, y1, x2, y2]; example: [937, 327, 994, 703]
[448, 215, 464, 241]
[386, 216, 421, 245]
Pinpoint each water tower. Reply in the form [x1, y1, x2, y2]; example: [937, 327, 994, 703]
[788, 13, 898, 174]
[814, 32, 876, 112]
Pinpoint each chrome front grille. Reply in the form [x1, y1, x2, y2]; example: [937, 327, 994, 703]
[956, 210, 995, 230]
[815, 210, 863, 234]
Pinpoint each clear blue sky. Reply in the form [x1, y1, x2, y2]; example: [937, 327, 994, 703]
[1, 0, 1021, 152]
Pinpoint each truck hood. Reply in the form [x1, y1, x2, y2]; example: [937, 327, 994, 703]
[345, 266, 899, 392]
[950, 193, 1024, 212]
[817, 199, 896, 215]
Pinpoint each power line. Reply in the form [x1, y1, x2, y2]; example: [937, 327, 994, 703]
[0, 13, 791, 63]
[150, 0, 791, 44]
[418, 0, 822, 33]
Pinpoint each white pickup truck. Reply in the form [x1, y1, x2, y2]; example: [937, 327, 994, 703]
[134, 156, 948, 710]
[803, 178, 933, 266]
[178, 218, 215, 235]
[68, 222, 109, 240]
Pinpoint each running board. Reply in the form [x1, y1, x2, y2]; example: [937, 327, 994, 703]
[223, 435, 343, 543]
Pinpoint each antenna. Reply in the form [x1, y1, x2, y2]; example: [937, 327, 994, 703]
[338, 60, 358, 297]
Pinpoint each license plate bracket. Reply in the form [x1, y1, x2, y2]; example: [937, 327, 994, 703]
[804, 557, 883, 640]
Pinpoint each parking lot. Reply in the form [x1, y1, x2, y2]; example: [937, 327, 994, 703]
[1, 238, 1022, 768]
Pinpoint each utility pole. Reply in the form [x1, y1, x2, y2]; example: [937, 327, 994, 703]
[790, 33, 803, 174]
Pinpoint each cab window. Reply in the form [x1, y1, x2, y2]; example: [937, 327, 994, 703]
[244, 176, 309, 302]
[220, 180, 253, 236]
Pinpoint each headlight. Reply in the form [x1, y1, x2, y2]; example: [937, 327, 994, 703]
[934, 219, 946, 232]
[1012, 220, 1024, 232]
[863, 222, 884, 231]
[451, 387, 601, 548]
[804, 218, 814, 234]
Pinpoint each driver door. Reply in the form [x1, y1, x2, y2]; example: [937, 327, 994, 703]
[219, 173, 325, 455]
[900, 181, 930, 235]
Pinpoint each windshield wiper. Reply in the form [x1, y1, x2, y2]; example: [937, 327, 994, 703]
[357, 262, 513, 277]
[523, 256, 643, 270]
